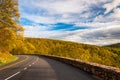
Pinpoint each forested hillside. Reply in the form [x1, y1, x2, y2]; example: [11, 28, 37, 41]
[104, 43, 120, 57]
[19, 38, 120, 68]
[105, 43, 120, 48]
[0, 0, 25, 65]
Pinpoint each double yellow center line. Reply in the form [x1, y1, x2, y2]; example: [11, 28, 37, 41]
[0, 56, 29, 71]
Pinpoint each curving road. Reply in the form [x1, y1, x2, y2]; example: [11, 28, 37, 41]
[0, 55, 98, 80]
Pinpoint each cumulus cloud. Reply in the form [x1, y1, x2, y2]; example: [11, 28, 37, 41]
[24, 25, 67, 38]
[94, 9, 120, 23]
[24, 22, 120, 45]
[80, 26, 120, 45]
[103, 0, 120, 14]
[22, 14, 57, 24]
[19, 0, 120, 45]
[19, 0, 108, 24]
[110, 8, 120, 20]
[62, 25, 120, 45]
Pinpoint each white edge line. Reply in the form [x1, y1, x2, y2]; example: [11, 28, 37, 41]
[29, 65, 31, 67]
[4, 57, 39, 80]
[5, 71, 20, 80]
[27, 58, 39, 68]
[24, 67, 27, 70]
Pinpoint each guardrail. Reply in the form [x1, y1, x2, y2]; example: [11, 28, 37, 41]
[42, 55, 120, 80]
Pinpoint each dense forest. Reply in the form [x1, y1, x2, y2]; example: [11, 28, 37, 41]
[104, 43, 120, 58]
[105, 43, 120, 48]
[13, 38, 120, 68]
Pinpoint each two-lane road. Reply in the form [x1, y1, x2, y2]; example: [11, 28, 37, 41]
[0, 55, 98, 80]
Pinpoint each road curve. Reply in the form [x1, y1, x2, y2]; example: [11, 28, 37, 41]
[0, 55, 98, 80]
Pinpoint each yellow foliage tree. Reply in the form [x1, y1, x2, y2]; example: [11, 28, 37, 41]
[0, 0, 24, 53]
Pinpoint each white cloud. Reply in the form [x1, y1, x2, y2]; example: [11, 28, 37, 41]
[19, 0, 109, 24]
[24, 26, 67, 38]
[94, 8, 120, 22]
[63, 25, 120, 45]
[103, 0, 120, 14]
[24, 22, 120, 45]
[75, 21, 120, 28]
[19, 0, 120, 45]
[95, 0, 120, 22]
[24, 25, 50, 31]
[21, 13, 57, 24]
[110, 8, 120, 20]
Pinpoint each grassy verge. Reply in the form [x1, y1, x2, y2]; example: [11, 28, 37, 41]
[0, 52, 18, 66]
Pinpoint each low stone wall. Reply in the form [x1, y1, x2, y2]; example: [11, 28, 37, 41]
[42, 55, 120, 80]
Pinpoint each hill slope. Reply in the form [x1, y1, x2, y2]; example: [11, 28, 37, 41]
[104, 43, 120, 56]
[105, 43, 120, 48]
[22, 38, 120, 68]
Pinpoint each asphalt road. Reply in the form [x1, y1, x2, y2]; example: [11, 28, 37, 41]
[0, 55, 98, 80]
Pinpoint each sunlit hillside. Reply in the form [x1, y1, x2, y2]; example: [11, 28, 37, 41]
[105, 43, 120, 48]
[14, 38, 120, 68]
[104, 43, 120, 57]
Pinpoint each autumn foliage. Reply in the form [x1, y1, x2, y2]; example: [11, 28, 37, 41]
[0, 0, 24, 64]
[23, 38, 120, 68]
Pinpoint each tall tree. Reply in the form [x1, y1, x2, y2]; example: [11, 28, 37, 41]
[0, 0, 23, 31]
[0, 0, 24, 52]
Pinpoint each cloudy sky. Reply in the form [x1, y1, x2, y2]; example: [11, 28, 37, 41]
[19, 0, 120, 45]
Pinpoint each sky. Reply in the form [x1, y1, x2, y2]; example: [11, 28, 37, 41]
[19, 0, 120, 45]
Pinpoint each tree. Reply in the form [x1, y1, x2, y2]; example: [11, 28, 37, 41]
[0, 0, 24, 53]
[0, 0, 24, 32]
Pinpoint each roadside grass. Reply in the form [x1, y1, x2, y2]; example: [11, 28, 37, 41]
[0, 53, 18, 66]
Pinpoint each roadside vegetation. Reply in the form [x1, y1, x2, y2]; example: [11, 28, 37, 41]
[0, 0, 35, 65]
[0, 52, 17, 65]
[14, 38, 120, 68]
[0, 0, 24, 65]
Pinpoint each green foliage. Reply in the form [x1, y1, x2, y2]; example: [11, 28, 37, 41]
[23, 38, 120, 68]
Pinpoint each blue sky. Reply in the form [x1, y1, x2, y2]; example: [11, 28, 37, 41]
[19, 0, 120, 45]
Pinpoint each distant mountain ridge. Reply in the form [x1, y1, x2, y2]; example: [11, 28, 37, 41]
[105, 43, 120, 48]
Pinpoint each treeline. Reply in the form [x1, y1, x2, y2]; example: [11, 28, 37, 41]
[105, 43, 120, 48]
[14, 38, 120, 68]
[104, 43, 120, 56]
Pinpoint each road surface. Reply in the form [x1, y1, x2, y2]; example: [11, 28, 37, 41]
[0, 55, 98, 80]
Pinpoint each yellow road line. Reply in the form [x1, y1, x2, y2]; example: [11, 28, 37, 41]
[0, 56, 29, 71]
